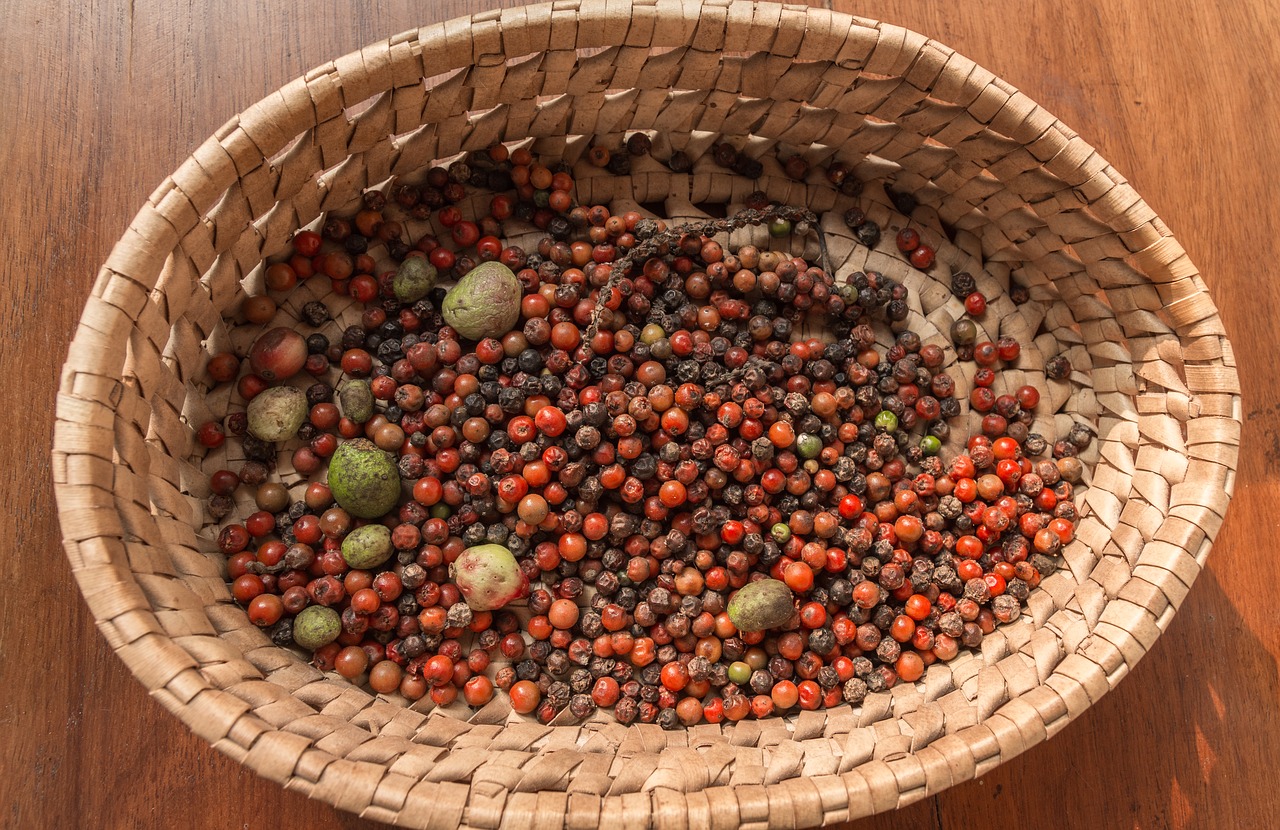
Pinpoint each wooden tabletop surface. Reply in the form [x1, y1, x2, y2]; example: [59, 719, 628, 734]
[4, 1, 1278, 828]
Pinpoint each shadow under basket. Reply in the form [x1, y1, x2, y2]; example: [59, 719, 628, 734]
[53, 2, 1241, 827]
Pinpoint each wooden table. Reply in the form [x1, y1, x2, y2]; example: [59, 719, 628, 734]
[5, 1, 1277, 827]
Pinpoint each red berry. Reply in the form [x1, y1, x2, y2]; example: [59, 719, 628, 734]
[909, 244, 935, 269]
[720, 520, 745, 545]
[197, 421, 225, 449]
[964, 291, 987, 315]
[450, 220, 480, 248]
[534, 406, 567, 438]
[293, 230, 322, 257]
[970, 387, 996, 412]
[207, 352, 240, 383]
[838, 494, 863, 519]
[428, 246, 456, 271]
[476, 236, 503, 261]
[973, 342, 999, 366]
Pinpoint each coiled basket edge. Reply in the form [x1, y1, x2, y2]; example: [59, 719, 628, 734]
[53, 1, 1240, 827]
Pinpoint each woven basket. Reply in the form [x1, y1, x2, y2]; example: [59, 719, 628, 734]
[53, 1, 1241, 827]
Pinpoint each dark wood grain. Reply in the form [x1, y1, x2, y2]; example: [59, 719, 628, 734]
[3, 0, 1276, 828]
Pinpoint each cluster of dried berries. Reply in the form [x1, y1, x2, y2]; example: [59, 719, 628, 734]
[199, 139, 1080, 727]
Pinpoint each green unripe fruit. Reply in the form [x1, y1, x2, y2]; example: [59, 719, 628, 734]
[795, 433, 822, 459]
[327, 438, 401, 519]
[341, 523, 394, 570]
[920, 435, 942, 456]
[951, 317, 978, 346]
[441, 262, 522, 340]
[874, 410, 898, 432]
[640, 323, 665, 344]
[292, 605, 341, 650]
[246, 386, 308, 442]
[727, 578, 796, 632]
[338, 378, 374, 424]
[393, 257, 438, 303]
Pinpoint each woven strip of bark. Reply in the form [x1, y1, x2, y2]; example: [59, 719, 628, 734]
[53, 2, 1240, 827]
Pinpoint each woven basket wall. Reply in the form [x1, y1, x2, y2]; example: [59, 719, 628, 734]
[53, 1, 1240, 827]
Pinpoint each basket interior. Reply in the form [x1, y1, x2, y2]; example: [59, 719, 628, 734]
[56, 3, 1239, 827]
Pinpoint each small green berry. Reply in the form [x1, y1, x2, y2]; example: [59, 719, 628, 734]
[795, 433, 822, 459]
[640, 323, 666, 344]
[874, 410, 899, 432]
[920, 435, 942, 456]
[950, 317, 978, 346]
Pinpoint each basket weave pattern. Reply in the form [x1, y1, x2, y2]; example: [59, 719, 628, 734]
[54, 2, 1240, 827]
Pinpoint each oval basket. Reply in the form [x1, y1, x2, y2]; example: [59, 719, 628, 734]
[53, 1, 1240, 827]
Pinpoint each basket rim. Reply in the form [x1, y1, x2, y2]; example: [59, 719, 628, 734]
[52, 1, 1241, 827]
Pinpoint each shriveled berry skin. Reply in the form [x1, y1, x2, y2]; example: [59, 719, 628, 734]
[727, 579, 796, 632]
[450, 544, 530, 611]
[327, 438, 401, 518]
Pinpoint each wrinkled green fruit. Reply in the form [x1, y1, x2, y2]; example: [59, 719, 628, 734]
[338, 378, 374, 424]
[449, 544, 529, 611]
[393, 256, 438, 303]
[441, 262, 521, 340]
[245, 385, 308, 442]
[341, 523, 394, 570]
[727, 578, 796, 632]
[327, 438, 401, 518]
[292, 605, 340, 650]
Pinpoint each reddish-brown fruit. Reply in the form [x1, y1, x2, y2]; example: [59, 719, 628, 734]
[249, 326, 308, 382]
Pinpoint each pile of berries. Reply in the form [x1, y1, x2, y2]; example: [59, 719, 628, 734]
[198, 140, 1083, 727]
